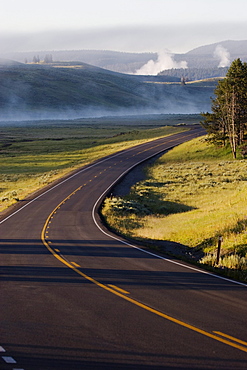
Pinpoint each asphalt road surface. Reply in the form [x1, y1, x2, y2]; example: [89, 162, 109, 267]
[1, 126, 247, 370]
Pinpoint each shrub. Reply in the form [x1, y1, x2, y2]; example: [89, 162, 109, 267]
[200, 253, 247, 271]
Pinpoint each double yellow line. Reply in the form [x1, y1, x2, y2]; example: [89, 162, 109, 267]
[41, 193, 247, 354]
[40, 136, 247, 355]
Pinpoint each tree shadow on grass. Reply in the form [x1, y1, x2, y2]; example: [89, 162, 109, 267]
[109, 189, 196, 218]
[155, 200, 195, 216]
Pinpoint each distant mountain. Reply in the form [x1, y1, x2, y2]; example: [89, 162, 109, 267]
[159, 40, 247, 80]
[3, 40, 247, 77]
[174, 40, 247, 71]
[0, 61, 214, 120]
[186, 40, 247, 57]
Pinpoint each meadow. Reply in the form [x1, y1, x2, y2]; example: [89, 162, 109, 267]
[2, 114, 246, 281]
[102, 136, 247, 282]
[0, 114, 193, 212]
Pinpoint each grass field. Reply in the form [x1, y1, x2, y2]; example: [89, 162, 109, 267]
[0, 114, 194, 212]
[2, 113, 246, 281]
[102, 136, 247, 282]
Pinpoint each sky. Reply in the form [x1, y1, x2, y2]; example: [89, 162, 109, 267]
[1, 0, 247, 54]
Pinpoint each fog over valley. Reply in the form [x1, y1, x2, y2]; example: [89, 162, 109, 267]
[0, 55, 219, 122]
[1, 39, 247, 122]
[1, 0, 247, 122]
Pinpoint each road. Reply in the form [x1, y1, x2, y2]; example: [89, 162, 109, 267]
[1, 126, 247, 370]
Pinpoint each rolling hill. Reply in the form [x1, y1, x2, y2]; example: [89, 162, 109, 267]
[175, 40, 247, 69]
[0, 60, 215, 121]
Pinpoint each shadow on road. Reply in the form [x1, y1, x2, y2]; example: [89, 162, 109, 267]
[0, 237, 246, 291]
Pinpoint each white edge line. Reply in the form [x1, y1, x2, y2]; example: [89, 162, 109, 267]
[0, 146, 137, 225]
[0, 131, 194, 225]
[91, 147, 247, 288]
[0, 131, 193, 225]
[4, 130, 243, 287]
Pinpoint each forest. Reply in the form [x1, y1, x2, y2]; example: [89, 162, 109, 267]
[159, 67, 228, 81]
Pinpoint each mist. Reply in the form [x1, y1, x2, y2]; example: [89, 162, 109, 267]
[0, 82, 212, 125]
[0, 104, 205, 125]
[0, 85, 212, 125]
[0, 47, 214, 125]
[135, 50, 187, 75]
[214, 45, 230, 67]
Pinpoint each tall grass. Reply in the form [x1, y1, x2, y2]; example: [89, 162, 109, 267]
[102, 136, 247, 281]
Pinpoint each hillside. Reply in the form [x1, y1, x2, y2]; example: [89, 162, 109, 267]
[159, 41, 247, 80]
[3, 40, 247, 78]
[0, 61, 214, 121]
[3, 50, 156, 74]
[158, 67, 228, 81]
[174, 40, 247, 69]
[186, 40, 247, 57]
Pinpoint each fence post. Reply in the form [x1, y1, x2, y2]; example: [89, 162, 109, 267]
[216, 236, 223, 265]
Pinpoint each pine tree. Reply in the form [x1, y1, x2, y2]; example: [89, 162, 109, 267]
[44, 54, 53, 63]
[202, 58, 247, 158]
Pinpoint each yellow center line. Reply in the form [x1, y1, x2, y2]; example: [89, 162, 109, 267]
[41, 216, 247, 354]
[108, 284, 130, 294]
[71, 262, 81, 268]
[213, 331, 247, 347]
[40, 132, 247, 354]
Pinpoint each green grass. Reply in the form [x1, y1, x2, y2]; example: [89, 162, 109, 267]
[0, 62, 151, 111]
[0, 62, 214, 120]
[0, 118, 187, 212]
[102, 136, 247, 282]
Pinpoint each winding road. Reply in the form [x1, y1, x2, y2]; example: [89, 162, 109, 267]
[1, 126, 247, 370]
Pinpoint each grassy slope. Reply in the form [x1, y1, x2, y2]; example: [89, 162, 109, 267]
[0, 62, 151, 110]
[102, 137, 247, 281]
[0, 61, 214, 118]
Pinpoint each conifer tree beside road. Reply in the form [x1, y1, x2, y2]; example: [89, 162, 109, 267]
[202, 58, 247, 158]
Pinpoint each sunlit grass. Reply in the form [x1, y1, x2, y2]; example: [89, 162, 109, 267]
[0, 122, 186, 211]
[102, 136, 247, 280]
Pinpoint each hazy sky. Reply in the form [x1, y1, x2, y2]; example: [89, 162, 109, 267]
[1, 0, 247, 54]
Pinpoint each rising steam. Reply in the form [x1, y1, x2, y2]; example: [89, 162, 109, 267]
[135, 50, 188, 75]
[214, 45, 230, 67]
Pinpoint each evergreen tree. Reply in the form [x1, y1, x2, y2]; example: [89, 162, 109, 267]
[44, 54, 53, 63]
[202, 59, 247, 158]
[32, 55, 40, 63]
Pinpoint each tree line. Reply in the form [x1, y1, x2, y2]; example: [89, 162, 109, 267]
[25, 54, 53, 64]
[201, 58, 247, 159]
[158, 67, 228, 81]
